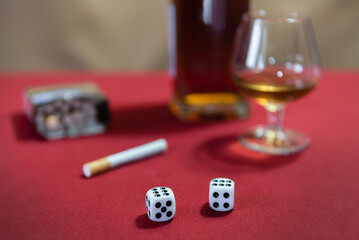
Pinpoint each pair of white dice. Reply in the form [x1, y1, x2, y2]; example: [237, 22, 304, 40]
[145, 178, 234, 222]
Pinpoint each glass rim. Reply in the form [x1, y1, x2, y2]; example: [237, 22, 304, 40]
[243, 10, 310, 23]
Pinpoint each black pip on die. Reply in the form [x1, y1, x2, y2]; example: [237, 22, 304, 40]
[209, 178, 235, 212]
[146, 187, 176, 222]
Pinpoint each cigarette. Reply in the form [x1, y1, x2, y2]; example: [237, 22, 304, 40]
[82, 139, 168, 178]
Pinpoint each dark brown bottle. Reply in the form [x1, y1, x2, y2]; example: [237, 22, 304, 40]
[168, 0, 249, 121]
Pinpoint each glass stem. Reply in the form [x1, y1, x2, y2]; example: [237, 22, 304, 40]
[265, 104, 285, 132]
[264, 104, 286, 144]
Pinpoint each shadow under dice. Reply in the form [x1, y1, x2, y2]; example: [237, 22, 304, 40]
[209, 178, 235, 212]
[145, 187, 176, 222]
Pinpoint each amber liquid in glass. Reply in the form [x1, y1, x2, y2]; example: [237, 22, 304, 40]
[168, 0, 249, 121]
[234, 69, 318, 107]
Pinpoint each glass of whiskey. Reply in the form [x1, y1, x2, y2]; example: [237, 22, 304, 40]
[232, 11, 322, 155]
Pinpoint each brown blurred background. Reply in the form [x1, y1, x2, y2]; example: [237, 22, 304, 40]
[0, 0, 358, 71]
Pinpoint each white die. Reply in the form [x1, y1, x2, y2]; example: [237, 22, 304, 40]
[145, 187, 176, 222]
[209, 178, 235, 212]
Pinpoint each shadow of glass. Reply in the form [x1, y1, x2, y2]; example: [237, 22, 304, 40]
[193, 134, 301, 173]
[135, 213, 172, 229]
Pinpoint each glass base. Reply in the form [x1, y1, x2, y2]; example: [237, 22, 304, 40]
[240, 125, 310, 155]
[169, 93, 249, 121]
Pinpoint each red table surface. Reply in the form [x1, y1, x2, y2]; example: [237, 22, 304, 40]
[0, 71, 358, 240]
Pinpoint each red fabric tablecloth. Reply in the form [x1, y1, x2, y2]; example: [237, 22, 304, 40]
[0, 71, 358, 239]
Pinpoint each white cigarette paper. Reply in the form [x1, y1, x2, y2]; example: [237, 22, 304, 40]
[83, 139, 168, 178]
